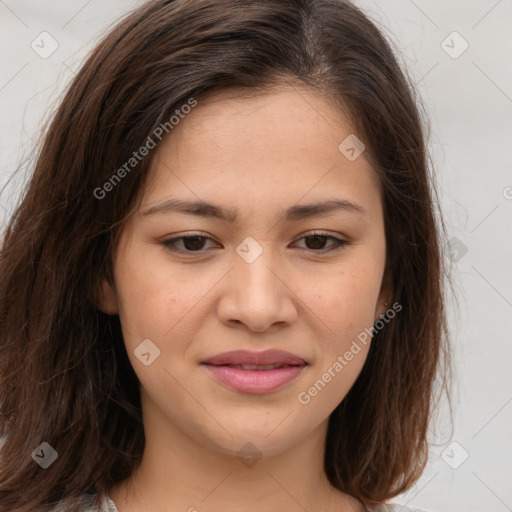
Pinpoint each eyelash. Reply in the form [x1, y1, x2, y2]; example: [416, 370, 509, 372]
[161, 231, 349, 255]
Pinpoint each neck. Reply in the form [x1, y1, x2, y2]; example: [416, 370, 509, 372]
[108, 412, 363, 512]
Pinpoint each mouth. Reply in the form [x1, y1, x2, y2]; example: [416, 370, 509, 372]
[214, 363, 302, 370]
[201, 349, 307, 367]
[201, 350, 308, 394]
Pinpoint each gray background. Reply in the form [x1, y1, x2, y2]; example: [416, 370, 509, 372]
[1, 1, 511, 511]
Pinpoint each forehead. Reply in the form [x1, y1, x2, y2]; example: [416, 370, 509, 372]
[171, 85, 351, 150]
[140, 85, 381, 218]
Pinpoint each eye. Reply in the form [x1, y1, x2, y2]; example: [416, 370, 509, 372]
[161, 231, 349, 255]
[161, 234, 218, 254]
[292, 231, 349, 252]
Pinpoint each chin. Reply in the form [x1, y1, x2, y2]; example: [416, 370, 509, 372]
[197, 418, 313, 461]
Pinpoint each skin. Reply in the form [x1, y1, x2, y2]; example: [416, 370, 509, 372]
[100, 84, 390, 512]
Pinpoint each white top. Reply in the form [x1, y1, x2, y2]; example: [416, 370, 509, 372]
[58, 491, 429, 512]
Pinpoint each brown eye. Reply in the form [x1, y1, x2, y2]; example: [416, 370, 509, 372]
[161, 232, 348, 256]
[294, 232, 348, 252]
[181, 236, 207, 251]
[304, 235, 329, 250]
[162, 235, 218, 253]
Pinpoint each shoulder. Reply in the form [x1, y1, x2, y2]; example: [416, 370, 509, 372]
[369, 504, 430, 512]
[77, 491, 118, 512]
[48, 490, 118, 512]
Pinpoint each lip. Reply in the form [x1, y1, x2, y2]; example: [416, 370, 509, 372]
[201, 349, 307, 366]
[201, 349, 307, 394]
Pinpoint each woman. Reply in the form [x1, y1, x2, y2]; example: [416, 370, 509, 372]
[0, 0, 451, 510]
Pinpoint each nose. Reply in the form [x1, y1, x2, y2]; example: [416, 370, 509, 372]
[216, 250, 298, 333]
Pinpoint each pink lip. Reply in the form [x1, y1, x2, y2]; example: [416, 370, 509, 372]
[201, 349, 306, 366]
[201, 349, 307, 394]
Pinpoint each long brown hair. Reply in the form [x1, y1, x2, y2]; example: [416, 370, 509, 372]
[0, 0, 452, 510]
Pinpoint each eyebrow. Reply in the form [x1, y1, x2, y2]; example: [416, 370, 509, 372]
[142, 198, 366, 222]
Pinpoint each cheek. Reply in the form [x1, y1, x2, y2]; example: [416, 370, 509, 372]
[297, 269, 379, 413]
[312, 261, 383, 334]
[112, 244, 196, 347]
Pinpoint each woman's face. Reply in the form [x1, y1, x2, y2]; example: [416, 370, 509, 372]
[100, 86, 389, 459]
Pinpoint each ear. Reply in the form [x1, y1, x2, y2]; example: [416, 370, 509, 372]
[375, 264, 393, 321]
[96, 277, 119, 315]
